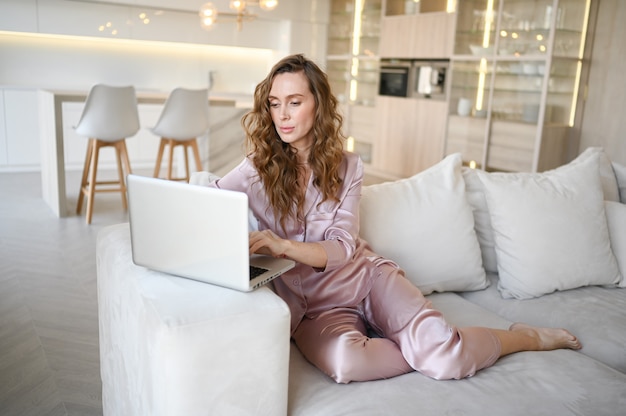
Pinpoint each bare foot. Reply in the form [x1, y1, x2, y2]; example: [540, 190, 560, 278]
[509, 323, 582, 351]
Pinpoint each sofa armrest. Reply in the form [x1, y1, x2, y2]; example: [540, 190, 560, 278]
[97, 223, 291, 416]
[189, 171, 221, 186]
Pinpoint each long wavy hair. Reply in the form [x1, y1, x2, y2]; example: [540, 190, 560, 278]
[242, 54, 345, 231]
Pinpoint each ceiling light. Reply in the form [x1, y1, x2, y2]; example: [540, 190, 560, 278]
[199, 1, 279, 31]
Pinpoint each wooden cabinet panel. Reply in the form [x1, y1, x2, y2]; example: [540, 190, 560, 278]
[380, 12, 455, 59]
[410, 13, 455, 58]
[379, 15, 413, 58]
[373, 96, 446, 177]
[487, 122, 567, 173]
[412, 99, 448, 170]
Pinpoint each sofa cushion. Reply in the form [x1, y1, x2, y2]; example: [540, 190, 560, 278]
[360, 153, 488, 295]
[606, 201, 626, 287]
[288, 291, 626, 415]
[460, 274, 626, 374]
[475, 149, 621, 299]
[613, 161, 626, 203]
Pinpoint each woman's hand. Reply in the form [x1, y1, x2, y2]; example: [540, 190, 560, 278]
[248, 230, 328, 269]
[249, 230, 289, 258]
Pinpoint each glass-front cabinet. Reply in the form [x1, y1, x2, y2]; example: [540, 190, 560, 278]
[445, 0, 593, 172]
[327, 0, 382, 164]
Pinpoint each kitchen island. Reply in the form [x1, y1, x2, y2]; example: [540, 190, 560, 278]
[37, 89, 252, 217]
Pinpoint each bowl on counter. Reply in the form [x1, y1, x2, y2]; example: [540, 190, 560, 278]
[469, 44, 495, 56]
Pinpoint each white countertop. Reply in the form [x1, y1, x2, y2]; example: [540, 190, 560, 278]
[36, 88, 254, 109]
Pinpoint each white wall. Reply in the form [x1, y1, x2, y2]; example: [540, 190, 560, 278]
[579, 0, 626, 165]
[0, 32, 275, 94]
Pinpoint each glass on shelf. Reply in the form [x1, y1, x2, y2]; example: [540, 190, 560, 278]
[328, 0, 381, 57]
[454, 0, 500, 56]
[497, 26, 550, 57]
[553, 0, 588, 58]
[449, 60, 493, 117]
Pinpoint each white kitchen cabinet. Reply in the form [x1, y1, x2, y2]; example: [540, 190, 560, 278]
[0, 89, 40, 171]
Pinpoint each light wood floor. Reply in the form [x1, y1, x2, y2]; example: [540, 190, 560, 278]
[0, 170, 133, 416]
[0, 167, 388, 416]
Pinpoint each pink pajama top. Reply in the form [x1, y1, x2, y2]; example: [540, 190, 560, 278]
[211, 152, 398, 333]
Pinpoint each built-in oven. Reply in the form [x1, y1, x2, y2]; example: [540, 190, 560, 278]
[379, 59, 448, 99]
[378, 61, 413, 97]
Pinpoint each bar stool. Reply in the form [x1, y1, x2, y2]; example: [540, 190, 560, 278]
[75, 84, 140, 224]
[152, 88, 209, 182]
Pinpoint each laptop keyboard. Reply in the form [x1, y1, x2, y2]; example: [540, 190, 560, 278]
[249, 265, 269, 281]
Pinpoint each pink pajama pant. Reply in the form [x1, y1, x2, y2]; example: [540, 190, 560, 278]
[292, 265, 501, 383]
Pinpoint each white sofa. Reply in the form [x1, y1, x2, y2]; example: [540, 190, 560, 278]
[97, 147, 626, 415]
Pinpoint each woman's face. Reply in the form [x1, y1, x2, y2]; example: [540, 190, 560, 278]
[268, 71, 316, 154]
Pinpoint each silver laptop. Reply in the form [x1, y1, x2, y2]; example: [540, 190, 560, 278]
[127, 174, 295, 292]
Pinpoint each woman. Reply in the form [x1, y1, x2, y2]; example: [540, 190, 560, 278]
[209, 54, 581, 383]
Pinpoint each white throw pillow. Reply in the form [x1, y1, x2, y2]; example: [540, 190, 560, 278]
[463, 147, 621, 275]
[360, 153, 488, 295]
[605, 201, 626, 287]
[570, 147, 620, 202]
[463, 167, 498, 273]
[476, 151, 621, 299]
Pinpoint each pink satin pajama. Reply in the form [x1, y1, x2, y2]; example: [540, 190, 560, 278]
[212, 153, 502, 384]
[293, 264, 501, 383]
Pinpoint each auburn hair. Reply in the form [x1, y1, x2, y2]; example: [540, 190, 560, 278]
[241, 54, 345, 231]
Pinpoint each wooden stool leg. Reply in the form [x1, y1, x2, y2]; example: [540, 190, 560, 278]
[166, 139, 175, 180]
[114, 141, 128, 210]
[77, 139, 94, 215]
[120, 140, 132, 175]
[183, 143, 190, 182]
[85, 140, 101, 224]
[153, 138, 166, 178]
[190, 139, 203, 173]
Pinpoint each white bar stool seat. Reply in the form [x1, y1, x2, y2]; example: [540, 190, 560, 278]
[151, 88, 210, 182]
[75, 84, 140, 224]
